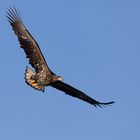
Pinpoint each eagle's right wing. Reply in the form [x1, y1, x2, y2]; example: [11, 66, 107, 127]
[7, 7, 53, 74]
[51, 81, 114, 107]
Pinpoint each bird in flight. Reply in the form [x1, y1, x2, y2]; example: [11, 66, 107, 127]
[7, 7, 114, 107]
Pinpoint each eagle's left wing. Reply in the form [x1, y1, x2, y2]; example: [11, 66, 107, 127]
[50, 81, 114, 107]
[7, 7, 54, 74]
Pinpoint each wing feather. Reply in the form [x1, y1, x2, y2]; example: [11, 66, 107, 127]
[51, 81, 114, 107]
[7, 7, 52, 73]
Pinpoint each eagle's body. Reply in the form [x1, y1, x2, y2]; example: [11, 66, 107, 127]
[25, 64, 62, 92]
[7, 7, 114, 107]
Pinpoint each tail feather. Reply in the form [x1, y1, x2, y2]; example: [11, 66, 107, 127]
[25, 67, 45, 92]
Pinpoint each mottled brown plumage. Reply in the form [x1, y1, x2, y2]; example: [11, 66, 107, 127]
[7, 7, 114, 107]
[7, 7, 59, 92]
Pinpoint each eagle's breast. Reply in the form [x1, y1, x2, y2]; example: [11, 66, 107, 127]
[34, 65, 52, 86]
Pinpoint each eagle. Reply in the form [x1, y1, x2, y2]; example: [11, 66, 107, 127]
[7, 7, 114, 107]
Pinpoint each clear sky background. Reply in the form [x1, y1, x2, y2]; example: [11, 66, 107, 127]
[0, 0, 140, 140]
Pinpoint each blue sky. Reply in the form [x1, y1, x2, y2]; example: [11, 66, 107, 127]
[0, 0, 140, 140]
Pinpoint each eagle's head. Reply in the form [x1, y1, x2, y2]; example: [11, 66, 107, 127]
[57, 76, 63, 81]
[52, 75, 63, 82]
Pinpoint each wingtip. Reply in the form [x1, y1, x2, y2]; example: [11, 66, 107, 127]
[95, 101, 115, 108]
[6, 5, 22, 22]
[105, 101, 115, 105]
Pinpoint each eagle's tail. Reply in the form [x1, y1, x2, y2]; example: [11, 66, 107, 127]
[25, 67, 45, 92]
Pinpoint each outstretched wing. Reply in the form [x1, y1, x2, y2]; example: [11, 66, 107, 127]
[7, 7, 53, 73]
[51, 81, 114, 107]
